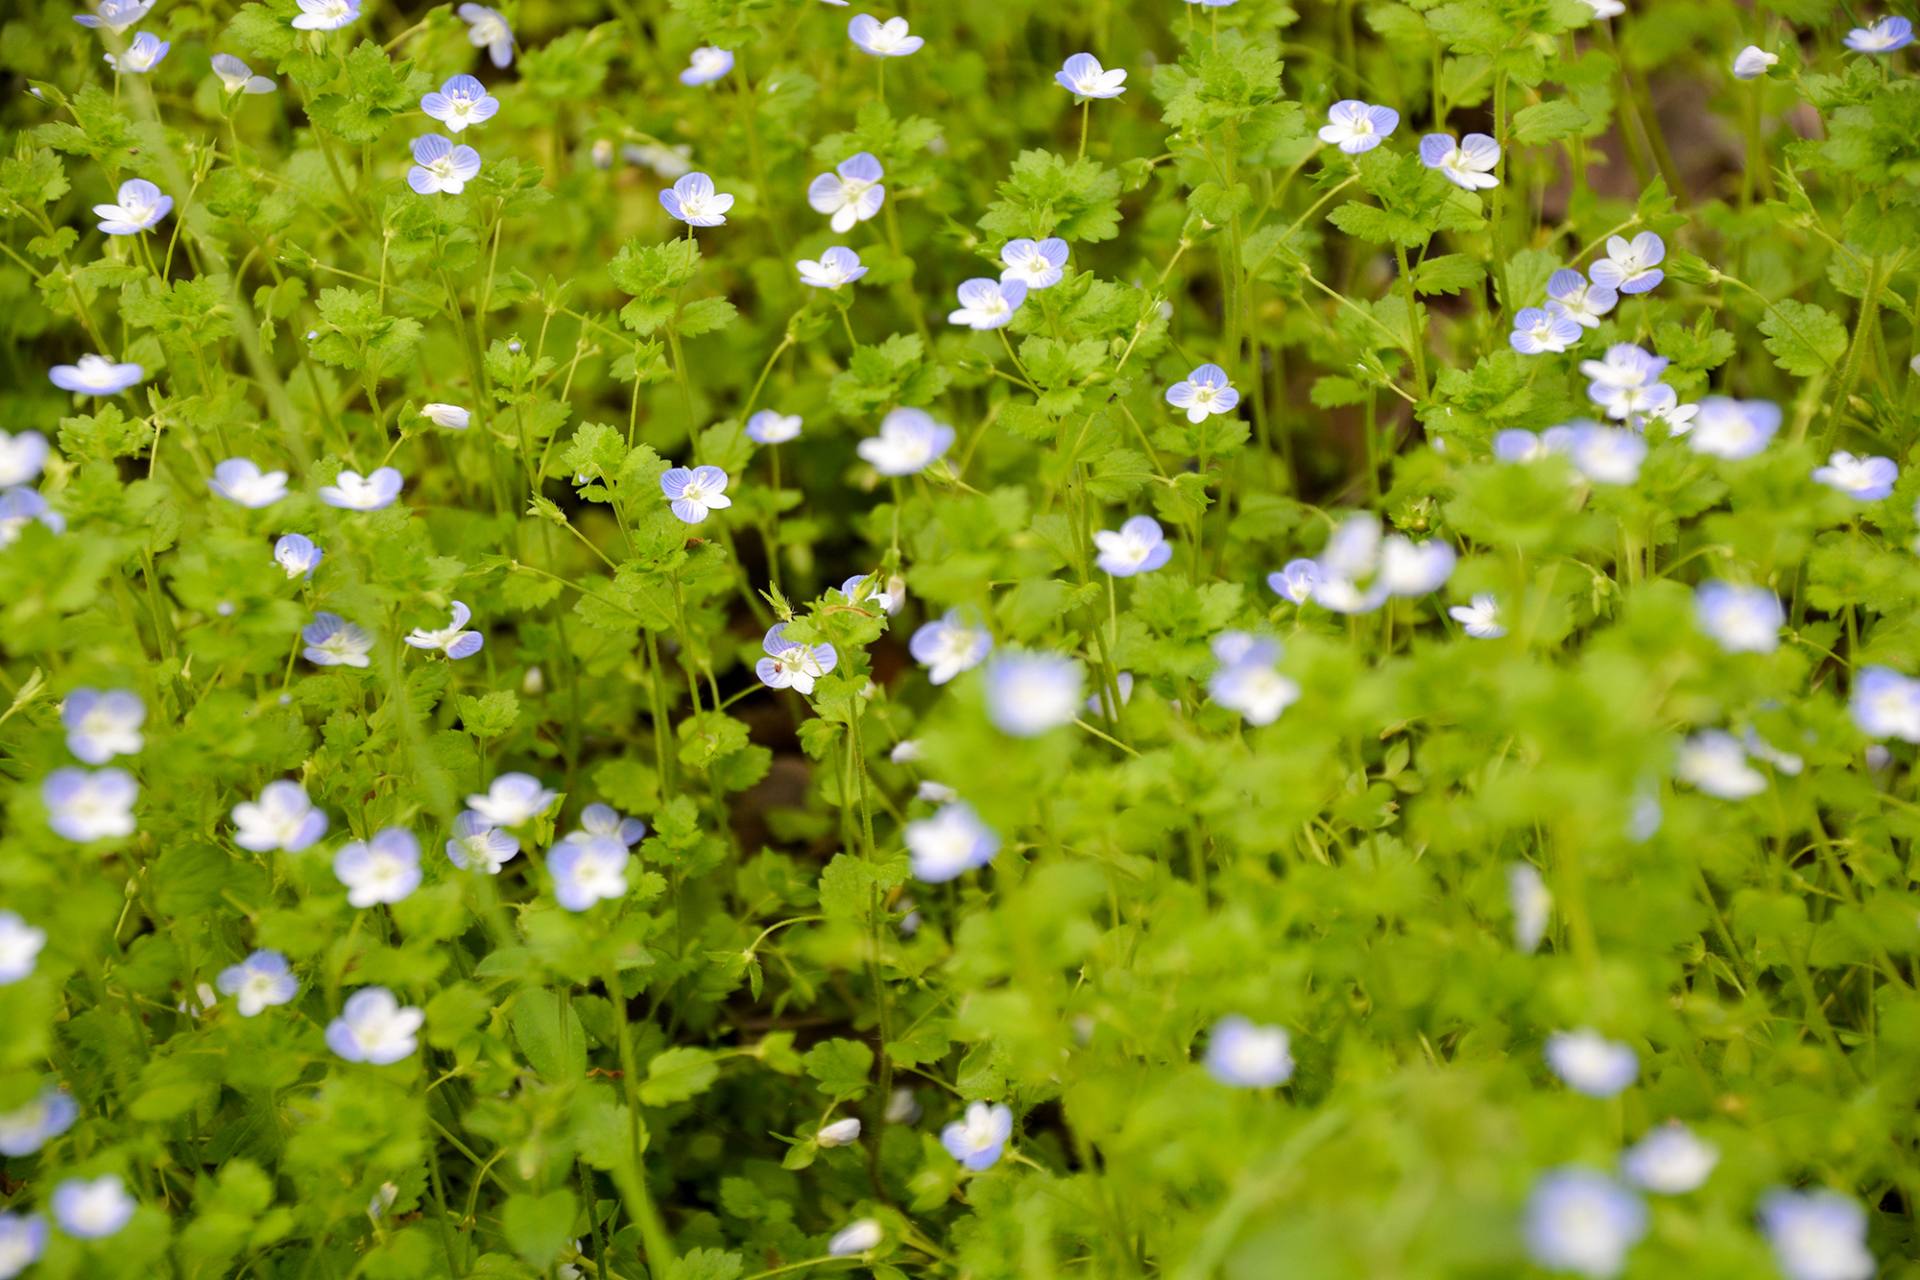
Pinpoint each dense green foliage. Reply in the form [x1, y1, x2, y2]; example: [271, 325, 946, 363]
[4, 0, 1920, 1276]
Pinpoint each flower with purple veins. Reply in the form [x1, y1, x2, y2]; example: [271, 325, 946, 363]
[291, 0, 360, 30]
[212, 53, 276, 94]
[408, 135, 481, 194]
[808, 153, 885, 233]
[1546, 268, 1617, 328]
[1056, 52, 1127, 98]
[1418, 132, 1499, 189]
[1000, 237, 1070, 289]
[755, 623, 838, 695]
[302, 612, 373, 667]
[660, 172, 733, 226]
[1845, 15, 1912, 53]
[1588, 232, 1665, 294]
[797, 246, 867, 289]
[404, 600, 483, 659]
[421, 75, 498, 133]
[1449, 593, 1505, 638]
[660, 464, 733, 523]
[1267, 558, 1319, 604]
[104, 31, 168, 72]
[1510, 307, 1583, 355]
[1164, 363, 1238, 423]
[947, 277, 1027, 330]
[73, 0, 151, 30]
[848, 13, 923, 56]
[1318, 99, 1399, 153]
[93, 178, 170, 235]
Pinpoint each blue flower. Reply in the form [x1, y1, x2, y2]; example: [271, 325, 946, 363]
[93, 178, 170, 235]
[334, 828, 422, 907]
[680, 45, 733, 86]
[1684, 397, 1780, 459]
[274, 532, 323, 578]
[1000, 237, 1069, 289]
[839, 572, 900, 614]
[43, 767, 137, 842]
[457, 3, 514, 66]
[858, 407, 955, 475]
[1852, 666, 1920, 743]
[906, 801, 999, 882]
[302, 611, 373, 668]
[909, 609, 992, 684]
[985, 651, 1084, 736]
[1056, 52, 1126, 98]
[1812, 450, 1897, 501]
[1266, 558, 1319, 604]
[756, 623, 838, 694]
[1318, 100, 1399, 154]
[940, 1101, 1013, 1170]
[51, 1175, 135, 1240]
[569, 804, 647, 848]
[232, 780, 328, 853]
[466, 773, 556, 826]
[1760, 1190, 1874, 1280]
[1093, 515, 1173, 577]
[211, 53, 276, 94]
[1418, 132, 1499, 189]
[404, 600, 484, 659]
[808, 153, 885, 233]
[1677, 730, 1767, 799]
[1308, 513, 1455, 613]
[1694, 581, 1783, 654]
[320, 466, 404, 510]
[61, 688, 144, 763]
[0, 430, 48, 487]
[408, 135, 481, 194]
[549, 835, 630, 911]
[661, 464, 733, 523]
[1545, 1028, 1638, 1096]
[1509, 306, 1583, 355]
[0, 1213, 46, 1276]
[948, 277, 1027, 330]
[1566, 424, 1647, 485]
[210, 458, 289, 508]
[1588, 232, 1665, 294]
[1621, 1122, 1718, 1194]
[421, 75, 498, 134]
[1204, 1016, 1294, 1087]
[1545, 268, 1617, 328]
[0, 912, 47, 986]
[848, 13, 923, 56]
[73, 0, 150, 30]
[0, 1084, 76, 1155]
[326, 987, 423, 1064]
[1449, 593, 1505, 637]
[0, 487, 63, 546]
[1165, 363, 1238, 423]
[1845, 15, 1912, 53]
[797, 246, 867, 289]
[49, 353, 143, 396]
[291, 0, 359, 30]
[104, 30, 168, 73]
[1208, 631, 1301, 725]
[660, 172, 733, 226]
[746, 410, 802, 444]
[1524, 1169, 1647, 1278]
[1580, 342, 1667, 390]
[216, 950, 299, 1017]
[447, 810, 520, 873]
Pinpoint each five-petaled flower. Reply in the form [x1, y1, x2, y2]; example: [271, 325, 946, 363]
[93, 178, 171, 235]
[73, 0, 152, 31]
[755, 624, 838, 694]
[858, 408, 955, 476]
[1545, 268, 1617, 328]
[550, 834, 630, 911]
[808, 153, 886, 233]
[1509, 307, 1582, 355]
[408, 135, 482, 194]
[422, 76, 498, 133]
[661, 464, 733, 523]
[660, 172, 733, 226]
[405, 600, 484, 659]
[1056, 52, 1126, 98]
[217, 950, 299, 1017]
[797, 246, 868, 289]
[848, 13, 923, 56]
[1318, 100, 1399, 154]
[1418, 132, 1499, 189]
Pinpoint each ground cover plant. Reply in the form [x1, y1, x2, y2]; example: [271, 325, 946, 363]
[4, 0, 1920, 1274]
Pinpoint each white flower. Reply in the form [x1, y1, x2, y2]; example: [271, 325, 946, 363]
[1055, 52, 1126, 99]
[447, 810, 520, 873]
[985, 651, 1083, 737]
[1207, 632, 1300, 725]
[1761, 1190, 1875, 1280]
[0, 431, 48, 488]
[274, 533, 323, 578]
[1509, 863, 1551, 952]
[216, 950, 299, 1017]
[0, 912, 47, 985]
[467, 773, 556, 826]
[334, 828, 422, 908]
[404, 600, 484, 659]
[1448, 593, 1505, 638]
[420, 402, 470, 430]
[1545, 1028, 1638, 1096]
[209, 458, 288, 507]
[1418, 132, 1499, 190]
[49, 354, 143, 396]
[92, 178, 171, 236]
[817, 1117, 862, 1147]
[1525, 1169, 1646, 1278]
[1580, 0, 1625, 18]
[808, 153, 885, 233]
[755, 624, 838, 695]
[796, 246, 868, 289]
[659, 172, 733, 226]
[908, 610, 992, 684]
[745, 410, 802, 444]
[858, 408, 955, 476]
[680, 45, 734, 86]
[1734, 45, 1779, 79]
[73, 0, 152, 31]
[1693, 581, 1783, 654]
[319, 467, 404, 511]
[1621, 1122, 1718, 1194]
[232, 779, 329, 853]
[1164, 363, 1238, 424]
[211, 53, 275, 94]
[290, 0, 360, 30]
[905, 802, 999, 883]
[828, 1218, 883, 1257]
[104, 30, 168, 73]
[1677, 730, 1766, 799]
[457, 3, 514, 67]
[1093, 515, 1173, 577]
[51, 1175, 135, 1240]
[1588, 232, 1665, 295]
[947, 277, 1027, 330]
[1204, 1016, 1294, 1087]
[326, 987, 424, 1064]
[848, 13, 923, 56]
